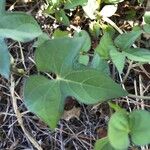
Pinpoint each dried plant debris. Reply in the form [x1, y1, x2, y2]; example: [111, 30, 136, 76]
[0, 0, 150, 150]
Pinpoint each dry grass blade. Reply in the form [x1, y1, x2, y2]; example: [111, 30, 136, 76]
[10, 75, 43, 150]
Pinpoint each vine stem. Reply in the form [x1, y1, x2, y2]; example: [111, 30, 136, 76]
[128, 94, 150, 100]
[10, 75, 43, 150]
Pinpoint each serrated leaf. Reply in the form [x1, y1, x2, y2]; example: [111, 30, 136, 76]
[64, 0, 88, 9]
[94, 137, 116, 150]
[114, 31, 143, 50]
[144, 11, 150, 24]
[108, 111, 130, 149]
[55, 10, 70, 26]
[0, 12, 42, 42]
[0, 38, 10, 79]
[74, 30, 91, 52]
[129, 110, 150, 146]
[24, 37, 127, 128]
[123, 48, 150, 63]
[109, 46, 126, 73]
[95, 32, 114, 59]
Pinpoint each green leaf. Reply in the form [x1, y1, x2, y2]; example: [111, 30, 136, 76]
[104, 0, 124, 4]
[144, 11, 150, 24]
[24, 37, 127, 128]
[35, 37, 84, 75]
[74, 30, 91, 52]
[123, 48, 150, 63]
[34, 33, 50, 47]
[143, 24, 150, 33]
[83, 0, 99, 19]
[79, 55, 89, 65]
[96, 32, 114, 59]
[64, 0, 88, 9]
[90, 54, 110, 74]
[0, 38, 10, 79]
[0, 0, 5, 14]
[129, 110, 150, 146]
[89, 21, 101, 38]
[0, 12, 42, 42]
[114, 31, 143, 50]
[53, 29, 69, 38]
[24, 76, 64, 129]
[109, 46, 126, 73]
[108, 111, 130, 149]
[55, 10, 70, 26]
[100, 5, 117, 17]
[94, 137, 116, 150]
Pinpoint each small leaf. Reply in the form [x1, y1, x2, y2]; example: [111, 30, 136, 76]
[24, 37, 127, 128]
[100, 5, 117, 17]
[129, 110, 150, 146]
[33, 33, 50, 47]
[0, 38, 10, 79]
[108, 111, 130, 149]
[143, 24, 150, 33]
[83, 0, 99, 19]
[144, 11, 150, 24]
[114, 31, 143, 50]
[90, 53, 110, 74]
[74, 30, 91, 52]
[95, 32, 114, 59]
[64, 0, 88, 9]
[104, 0, 124, 4]
[109, 46, 126, 73]
[0, 12, 42, 42]
[94, 137, 116, 150]
[55, 10, 70, 26]
[123, 48, 150, 63]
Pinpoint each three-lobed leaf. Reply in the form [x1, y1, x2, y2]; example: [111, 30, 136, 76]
[24, 36, 127, 128]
